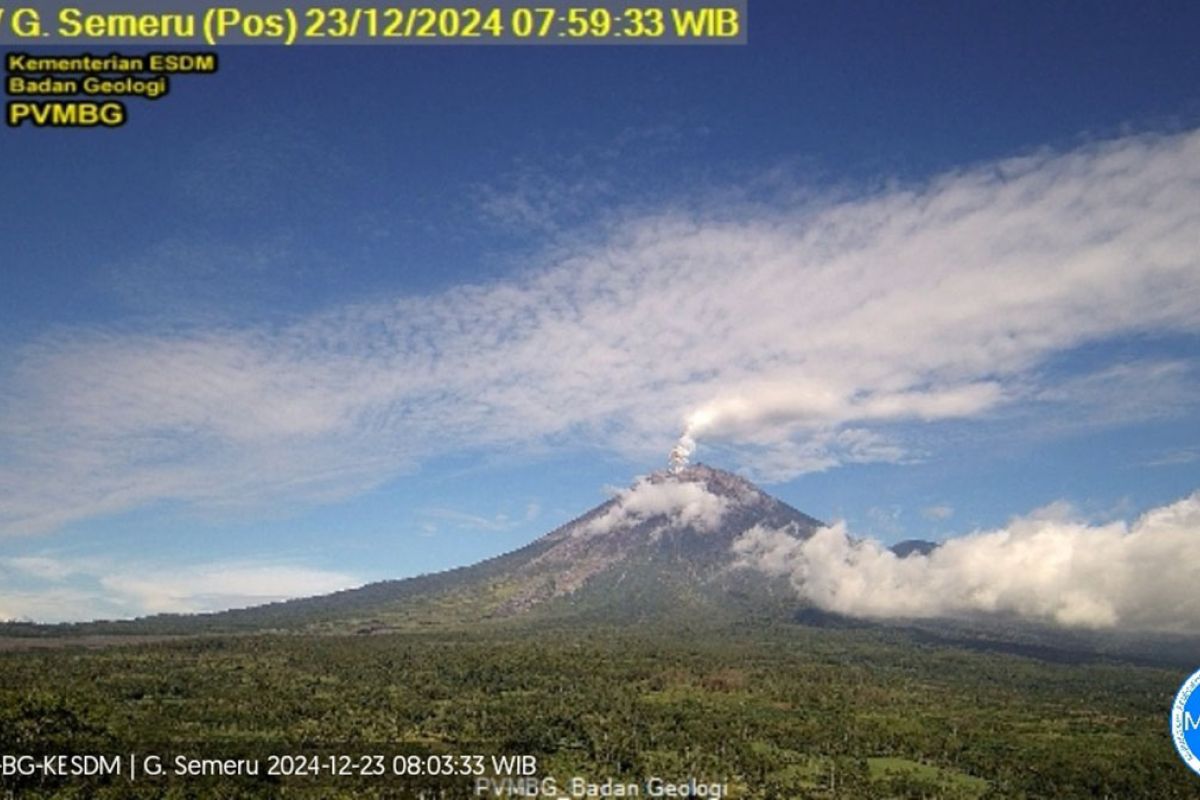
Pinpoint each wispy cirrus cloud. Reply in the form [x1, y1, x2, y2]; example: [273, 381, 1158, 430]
[474, 122, 704, 234]
[1142, 448, 1200, 468]
[420, 502, 541, 533]
[921, 504, 954, 521]
[2, 129, 1199, 536]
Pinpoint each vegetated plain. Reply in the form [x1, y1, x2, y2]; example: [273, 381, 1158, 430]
[0, 620, 1194, 799]
[3, 468, 1195, 797]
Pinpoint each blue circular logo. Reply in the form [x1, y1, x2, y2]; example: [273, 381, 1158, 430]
[1172, 668, 1200, 776]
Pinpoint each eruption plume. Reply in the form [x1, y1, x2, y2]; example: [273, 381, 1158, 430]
[668, 432, 695, 472]
[667, 409, 716, 472]
[666, 381, 1005, 474]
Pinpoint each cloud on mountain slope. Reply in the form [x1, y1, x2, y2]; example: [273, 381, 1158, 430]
[732, 490, 1200, 632]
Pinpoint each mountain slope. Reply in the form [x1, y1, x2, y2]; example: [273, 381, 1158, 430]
[8, 465, 1200, 668]
[12, 464, 822, 635]
[286, 463, 823, 630]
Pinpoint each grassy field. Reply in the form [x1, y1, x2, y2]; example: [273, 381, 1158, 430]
[0, 623, 1194, 798]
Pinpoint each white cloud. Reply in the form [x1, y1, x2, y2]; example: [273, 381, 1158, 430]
[585, 477, 729, 535]
[2, 129, 1200, 534]
[0, 556, 359, 622]
[2, 556, 76, 581]
[732, 490, 1200, 632]
[1143, 448, 1200, 468]
[420, 502, 541, 533]
[865, 505, 904, 537]
[98, 564, 358, 616]
[0, 588, 117, 626]
[922, 504, 954, 521]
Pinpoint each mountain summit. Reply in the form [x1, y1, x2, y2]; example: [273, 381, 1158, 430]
[483, 463, 825, 619]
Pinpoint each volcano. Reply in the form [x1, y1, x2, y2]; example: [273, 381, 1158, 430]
[15, 465, 1197, 670]
[470, 463, 827, 623]
[158, 464, 828, 633]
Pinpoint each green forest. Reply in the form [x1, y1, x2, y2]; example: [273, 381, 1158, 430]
[1, 622, 1194, 799]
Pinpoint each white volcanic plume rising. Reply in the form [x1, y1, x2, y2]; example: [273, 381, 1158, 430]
[667, 433, 695, 472]
[668, 381, 1000, 471]
[667, 416, 705, 472]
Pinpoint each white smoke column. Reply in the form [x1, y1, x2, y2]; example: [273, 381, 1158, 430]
[667, 409, 718, 471]
[668, 432, 696, 472]
[667, 382, 1000, 472]
[732, 490, 1200, 632]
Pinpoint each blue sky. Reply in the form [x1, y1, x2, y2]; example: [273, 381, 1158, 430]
[2, 2, 1200, 621]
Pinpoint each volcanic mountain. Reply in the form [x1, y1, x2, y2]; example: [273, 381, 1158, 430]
[83, 464, 830, 634]
[13, 465, 1197, 668]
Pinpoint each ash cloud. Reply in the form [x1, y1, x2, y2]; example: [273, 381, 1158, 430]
[732, 490, 1200, 632]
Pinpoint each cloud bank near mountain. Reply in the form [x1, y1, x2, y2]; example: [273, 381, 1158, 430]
[2, 129, 1200, 534]
[732, 490, 1200, 632]
[586, 477, 730, 536]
